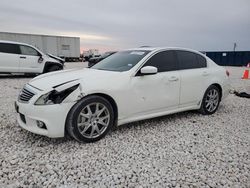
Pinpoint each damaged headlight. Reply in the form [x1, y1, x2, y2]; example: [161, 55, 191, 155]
[35, 84, 79, 105]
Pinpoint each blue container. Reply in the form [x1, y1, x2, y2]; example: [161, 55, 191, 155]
[205, 51, 250, 66]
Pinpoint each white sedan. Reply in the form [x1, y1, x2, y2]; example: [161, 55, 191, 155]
[15, 47, 230, 142]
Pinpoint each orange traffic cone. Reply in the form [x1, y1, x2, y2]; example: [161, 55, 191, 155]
[242, 63, 250, 79]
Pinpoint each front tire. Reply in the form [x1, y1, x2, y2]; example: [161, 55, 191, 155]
[66, 96, 114, 142]
[199, 85, 221, 115]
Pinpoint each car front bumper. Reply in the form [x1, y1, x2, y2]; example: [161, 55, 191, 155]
[15, 101, 75, 138]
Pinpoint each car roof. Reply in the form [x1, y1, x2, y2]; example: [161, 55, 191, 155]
[0, 40, 31, 46]
[0, 40, 44, 54]
[128, 46, 197, 51]
[126, 46, 205, 56]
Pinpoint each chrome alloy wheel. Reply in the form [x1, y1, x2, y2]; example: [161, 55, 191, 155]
[205, 89, 219, 112]
[77, 103, 110, 138]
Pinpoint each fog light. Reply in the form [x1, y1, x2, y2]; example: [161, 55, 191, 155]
[36, 120, 46, 129]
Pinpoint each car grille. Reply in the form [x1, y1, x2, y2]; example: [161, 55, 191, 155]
[18, 86, 36, 103]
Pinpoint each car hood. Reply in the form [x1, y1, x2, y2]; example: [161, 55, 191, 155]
[47, 53, 65, 64]
[29, 68, 119, 91]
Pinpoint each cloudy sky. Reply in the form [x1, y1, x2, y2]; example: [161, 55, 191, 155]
[0, 0, 249, 52]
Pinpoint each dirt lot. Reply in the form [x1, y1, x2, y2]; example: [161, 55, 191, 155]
[0, 63, 249, 187]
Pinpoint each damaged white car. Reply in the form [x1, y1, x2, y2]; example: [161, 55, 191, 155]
[0, 40, 64, 74]
[15, 47, 230, 142]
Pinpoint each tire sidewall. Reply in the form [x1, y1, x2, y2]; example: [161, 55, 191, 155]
[66, 96, 114, 142]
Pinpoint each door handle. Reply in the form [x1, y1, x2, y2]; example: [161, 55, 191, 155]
[20, 56, 26, 59]
[202, 71, 209, 76]
[168, 76, 179, 81]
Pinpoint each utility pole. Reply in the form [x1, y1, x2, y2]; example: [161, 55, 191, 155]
[233, 42, 237, 65]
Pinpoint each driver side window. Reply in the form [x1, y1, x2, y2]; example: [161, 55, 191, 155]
[19, 45, 39, 56]
[143, 50, 178, 72]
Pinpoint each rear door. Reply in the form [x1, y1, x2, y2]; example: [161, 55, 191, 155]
[18, 45, 42, 73]
[175, 50, 208, 107]
[0, 43, 20, 73]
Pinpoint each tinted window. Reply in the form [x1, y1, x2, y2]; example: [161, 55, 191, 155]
[143, 50, 178, 72]
[92, 50, 149, 72]
[0, 43, 20, 54]
[20, 45, 39, 56]
[196, 54, 207, 68]
[177, 51, 206, 69]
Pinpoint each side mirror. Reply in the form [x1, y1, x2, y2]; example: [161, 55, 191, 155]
[140, 66, 158, 75]
[38, 56, 44, 64]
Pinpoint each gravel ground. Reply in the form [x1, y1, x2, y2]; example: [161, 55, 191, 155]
[0, 63, 249, 187]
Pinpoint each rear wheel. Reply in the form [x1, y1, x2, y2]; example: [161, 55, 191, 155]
[199, 85, 221, 115]
[66, 96, 114, 142]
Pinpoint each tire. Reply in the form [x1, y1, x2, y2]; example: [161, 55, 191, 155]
[47, 65, 62, 72]
[199, 85, 221, 115]
[24, 73, 37, 77]
[66, 95, 114, 142]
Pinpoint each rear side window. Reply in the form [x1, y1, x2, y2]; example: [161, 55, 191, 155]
[176, 51, 206, 69]
[196, 54, 207, 68]
[20, 45, 39, 56]
[0, 43, 20, 54]
[143, 50, 178, 72]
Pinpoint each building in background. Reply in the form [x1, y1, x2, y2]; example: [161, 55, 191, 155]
[0, 32, 80, 61]
[205, 51, 250, 66]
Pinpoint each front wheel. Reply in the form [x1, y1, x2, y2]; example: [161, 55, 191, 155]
[199, 85, 221, 115]
[66, 96, 114, 142]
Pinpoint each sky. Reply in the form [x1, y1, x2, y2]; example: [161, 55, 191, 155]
[0, 0, 249, 52]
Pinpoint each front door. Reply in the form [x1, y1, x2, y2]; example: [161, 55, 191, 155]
[129, 50, 180, 117]
[18, 45, 42, 73]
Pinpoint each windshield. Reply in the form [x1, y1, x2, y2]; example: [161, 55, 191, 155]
[101, 52, 112, 58]
[91, 50, 150, 72]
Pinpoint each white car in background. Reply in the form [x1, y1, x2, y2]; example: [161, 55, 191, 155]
[0, 40, 64, 74]
[15, 47, 230, 142]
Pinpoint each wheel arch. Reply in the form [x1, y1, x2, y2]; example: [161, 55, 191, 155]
[86, 93, 118, 125]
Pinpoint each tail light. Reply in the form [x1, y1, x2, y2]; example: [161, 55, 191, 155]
[226, 70, 230, 77]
